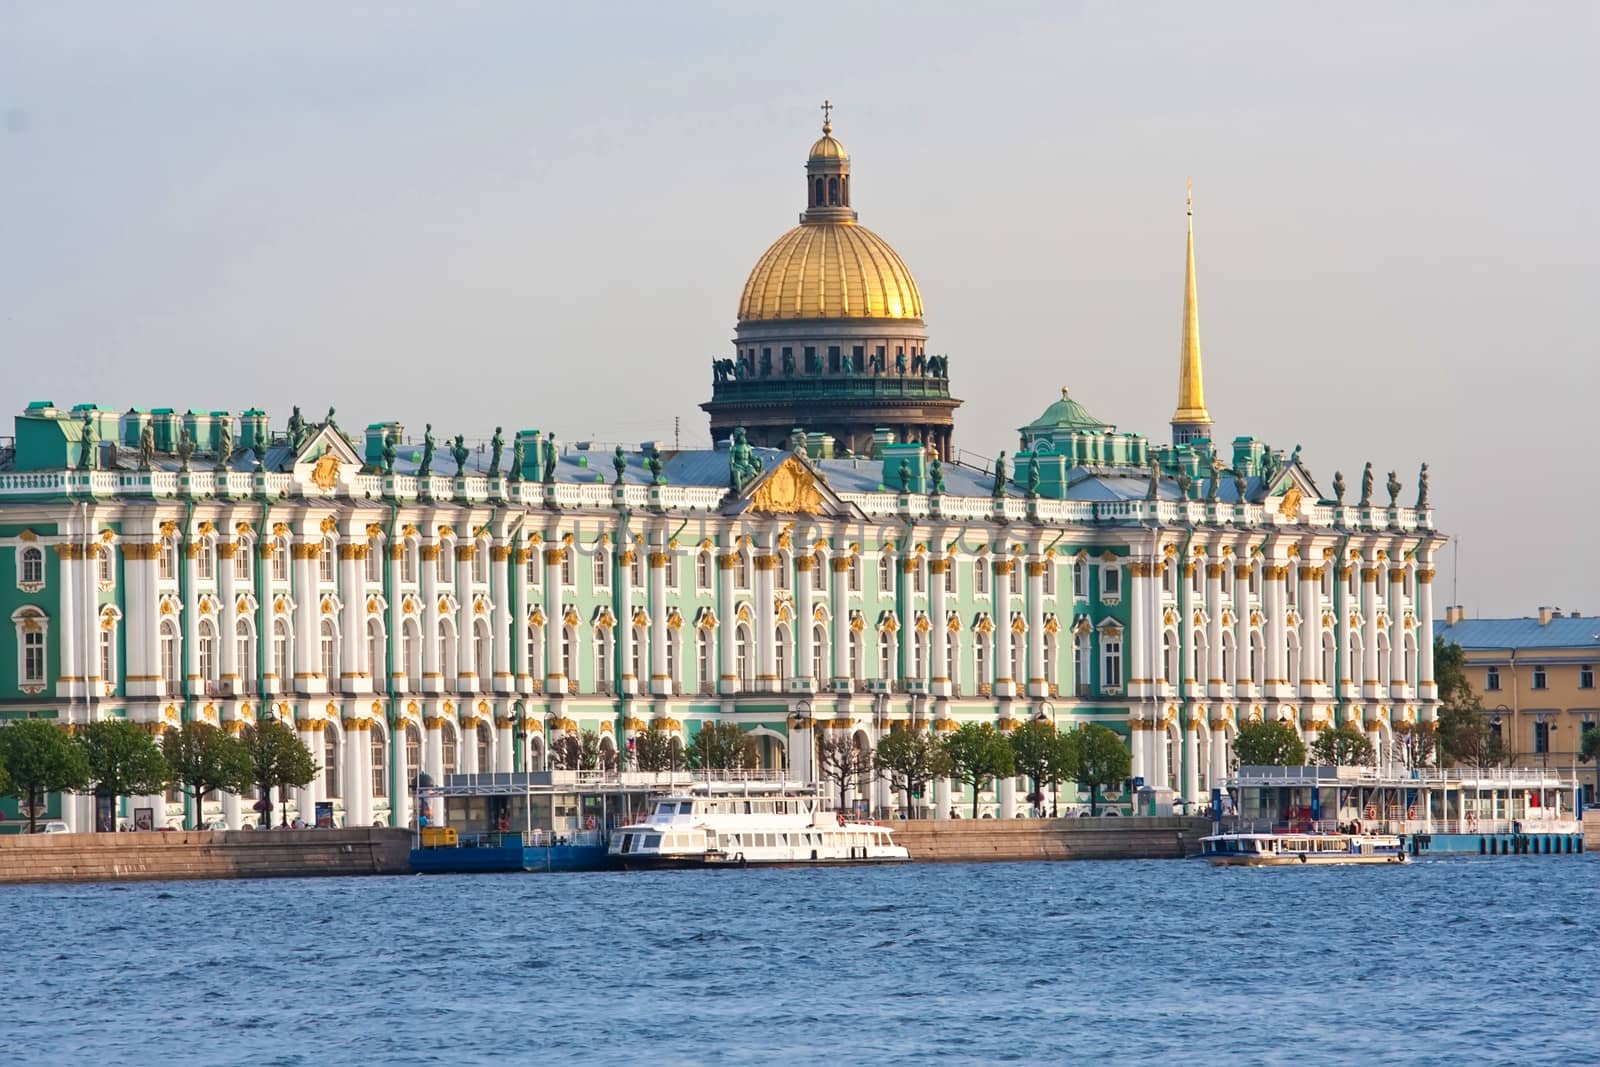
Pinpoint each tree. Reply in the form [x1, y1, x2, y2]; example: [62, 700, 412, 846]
[1072, 723, 1131, 816]
[940, 723, 1014, 819]
[874, 729, 946, 818]
[689, 722, 757, 772]
[1308, 725, 1375, 767]
[578, 729, 603, 771]
[1233, 720, 1307, 768]
[79, 720, 169, 828]
[632, 727, 682, 773]
[550, 734, 582, 770]
[1009, 721, 1078, 816]
[1434, 639, 1495, 767]
[162, 723, 250, 830]
[817, 732, 872, 812]
[239, 720, 318, 827]
[0, 720, 90, 832]
[1580, 727, 1600, 799]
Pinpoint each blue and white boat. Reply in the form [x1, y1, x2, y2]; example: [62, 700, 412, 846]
[1199, 829, 1407, 866]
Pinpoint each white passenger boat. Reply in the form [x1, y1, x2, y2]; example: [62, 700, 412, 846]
[609, 784, 910, 869]
[1199, 830, 1408, 866]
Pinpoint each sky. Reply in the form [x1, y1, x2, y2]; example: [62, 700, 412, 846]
[2, 2, 1595, 617]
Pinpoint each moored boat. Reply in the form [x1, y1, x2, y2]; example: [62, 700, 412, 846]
[609, 783, 910, 869]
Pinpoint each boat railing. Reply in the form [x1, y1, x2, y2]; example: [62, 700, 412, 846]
[1216, 815, 1584, 837]
[443, 829, 607, 849]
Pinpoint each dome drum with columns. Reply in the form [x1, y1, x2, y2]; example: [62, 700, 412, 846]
[703, 107, 960, 458]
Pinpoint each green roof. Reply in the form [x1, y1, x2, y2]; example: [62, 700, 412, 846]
[1019, 387, 1114, 435]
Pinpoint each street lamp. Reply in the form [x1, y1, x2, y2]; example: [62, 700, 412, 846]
[793, 699, 812, 789]
[1491, 704, 1509, 768]
[1033, 700, 1056, 817]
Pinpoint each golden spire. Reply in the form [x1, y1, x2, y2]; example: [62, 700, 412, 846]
[1172, 177, 1213, 443]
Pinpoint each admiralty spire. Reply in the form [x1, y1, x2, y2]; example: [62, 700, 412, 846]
[1170, 179, 1213, 446]
[702, 104, 961, 458]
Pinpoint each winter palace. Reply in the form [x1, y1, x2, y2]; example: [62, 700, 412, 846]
[0, 111, 1443, 831]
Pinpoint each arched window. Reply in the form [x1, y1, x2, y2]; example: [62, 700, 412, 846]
[401, 541, 418, 584]
[404, 724, 422, 788]
[1191, 631, 1206, 687]
[848, 629, 864, 680]
[593, 549, 609, 589]
[234, 540, 252, 581]
[1350, 634, 1365, 688]
[848, 556, 862, 593]
[474, 621, 491, 682]
[1248, 631, 1263, 684]
[472, 544, 488, 585]
[696, 550, 712, 591]
[402, 621, 421, 686]
[436, 543, 452, 584]
[595, 626, 614, 690]
[878, 555, 894, 595]
[775, 624, 790, 684]
[526, 618, 542, 681]
[914, 629, 930, 681]
[561, 625, 577, 682]
[367, 618, 386, 691]
[1403, 633, 1418, 687]
[1221, 632, 1235, 686]
[630, 552, 644, 589]
[197, 618, 218, 686]
[878, 628, 895, 679]
[160, 619, 180, 687]
[19, 546, 43, 586]
[1010, 630, 1026, 682]
[319, 538, 336, 583]
[365, 540, 382, 583]
[441, 722, 458, 777]
[1322, 632, 1337, 687]
[813, 623, 829, 681]
[947, 631, 961, 691]
[560, 551, 574, 587]
[665, 626, 681, 690]
[974, 560, 990, 596]
[1042, 631, 1056, 688]
[1163, 630, 1179, 685]
[476, 721, 493, 774]
[271, 538, 290, 583]
[323, 723, 340, 799]
[1377, 634, 1392, 687]
[320, 619, 338, 683]
[827, 175, 839, 205]
[696, 627, 713, 692]
[1073, 632, 1089, 694]
[1286, 632, 1302, 687]
[814, 177, 825, 205]
[736, 552, 751, 590]
[735, 625, 753, 686]
[975, 635, 989, 686]
[196, 540, 215, 581]
[371, 727, 388, 799]
[159, 538, 178, 582]
[630, 626, 645, 684]
[272, 618, 291, 682]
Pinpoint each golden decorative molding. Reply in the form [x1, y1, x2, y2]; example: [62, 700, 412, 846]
[748, 456, 823, 515]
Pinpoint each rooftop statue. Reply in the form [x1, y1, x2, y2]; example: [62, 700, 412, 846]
[841, 351, 854, 374]
[929, 455, 946, 494]
[176, 427, 194, 473]
[1332, 470, 1346, 505]
[510, 437, 525, 483]
[1417, 463, 1430, 509]
[418, 424, 435, 478]
[1146, 457, 1160, 501]
[215, 419, 232, 471]
[1359, 462, 1374, 507]
[1206, 455, 1221, 502]
[1232, 468, 1247, 502]
[138, 422, 155, 472]
[899, 459, 913, 493]
[382, 432, 397, 475]
[325, 406, 338, 431]
[1288, 443, 1302, 470]
[1177, 468, 1192, 500]
[251, 439, 265, 469]
[1025, 454, 1041, 499]
[1260, 449, 1279, 487]
[542, 436, 559, 484]
[287, 406, 306, 450]
[450, 434, 469, 477]
[729, 427, 762, 490]
[1386, 470, 1402, 507]
[489, 427, 504, 477]
[992, 451, 1008, 499]
[896, 351, 907, 375]
[612, 445, 627, 485]
[781, 350, 795, 376]
[646, 445, 665, 486]
[78, 412, 97, 472]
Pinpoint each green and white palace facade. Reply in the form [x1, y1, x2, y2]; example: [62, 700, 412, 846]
[0, 114, 1444, 830]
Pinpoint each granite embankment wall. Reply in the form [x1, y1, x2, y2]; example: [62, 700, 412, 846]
[0, 828, 412, 885]
[893, 816, 1209, 863]
[1585, 811, 1600, 852]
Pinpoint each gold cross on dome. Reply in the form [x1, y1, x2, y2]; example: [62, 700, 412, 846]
[820, 99, 833, 130]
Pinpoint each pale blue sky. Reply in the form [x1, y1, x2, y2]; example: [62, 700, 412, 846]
[2, 2, 1595, 616]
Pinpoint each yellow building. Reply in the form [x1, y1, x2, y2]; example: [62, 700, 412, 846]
[1436, 607, 1599, 801]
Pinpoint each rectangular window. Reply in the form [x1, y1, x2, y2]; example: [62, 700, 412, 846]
[696, 553, 711, 591]
[828, 345, 840, 373]
[848, 557, 861, 594]
[99, 628, 114, 685]
[1043, 564, 1055, 597]
[561, 553, 575, 587]
[1102, 565, 1122, 598]
[1485, 667, 1501, 692]
[365, 547, 381, 583]
[878, 558, 893, 595]
[1581, 665, 1594, 690]
[1073, 564, 1087, 600]
[98, 549, 114, 585]
[22, 630, 46, 684]
[1534, 720, 1551, 754]
[943, 560, 956, 594]
[1102, 638, 1122, 690]
[974, 561, 989, 596]
[594, 552, 608, 589]
[1532, 667, 1547, 690]
[159, 542, 177, 582]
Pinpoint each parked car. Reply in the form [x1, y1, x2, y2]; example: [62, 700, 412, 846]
[32, 821, 71, 834]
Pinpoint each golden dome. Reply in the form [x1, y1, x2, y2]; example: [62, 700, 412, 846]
[738, 221, 924, 322]
[809, 132, 847, 160]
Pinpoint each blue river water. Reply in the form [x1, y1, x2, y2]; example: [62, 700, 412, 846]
[3, 855, 1597, 1066]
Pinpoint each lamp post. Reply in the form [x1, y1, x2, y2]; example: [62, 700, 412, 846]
[793, 698, 812, 788]
[1491, 704, 1509, 768]
[1034, 700, 1056, 817]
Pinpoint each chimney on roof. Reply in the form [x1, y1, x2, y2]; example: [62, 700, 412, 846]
[1444, 605, 1465, 626]
[1538, 606, 1554, 626]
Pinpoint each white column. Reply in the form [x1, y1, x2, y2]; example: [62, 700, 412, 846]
[1026, 558, 1046, 698]
[55, 542, 82, 703]
[1232, 564, 1252, 695]
[615, 547, 635, 695]
[392, 723, 412, 828]
[992, 558, 1013, 695]
[1206, 563, 1225, 698]
[1361, 564, 1381, 700]
[352, 720, 373, 826]
[1129, 562, 1151, 698]
[651, 548, 672, 695]
[340, 542, 364, 694]
[387, 542, 406, 694]
[183, 538, 201, 698]
[293, 540, 320, 695]
[1208, 719, 1227, 797]
[219, 543, 239, 692]
[1182, 718, 1200, 802]
[421, 542, 441, 693]
[491, 543, 513, 693]
[998, 773, 1017, 818]
[831, 556, 851, 687]
[1417, 563, 1437, 700]
[495, 709, 514, 773]
[296, 718, 319, 822]
[1130, 720, 1148, 785]
[718, 550, 737, 694]
[754, 550, 778, 692]
[795, 555, 816, 687]
[543, 547, 563, 693]
[455, 546, 475, 692]
[1265, 564, 1289, 698]
[460, 715, 480, 775]
[1300, 566, 1319, 697]
[510, 545, 530, 692]
[1387, 568, 1405, 698]
[929, 558, 949, 697]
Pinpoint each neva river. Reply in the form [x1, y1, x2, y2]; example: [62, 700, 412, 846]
[7, 856, 1597, 1066]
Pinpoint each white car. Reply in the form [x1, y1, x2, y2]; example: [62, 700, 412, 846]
[33, 821, 71, 834]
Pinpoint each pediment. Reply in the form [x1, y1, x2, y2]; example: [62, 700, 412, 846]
[740, 455, 850, 517]
[293, 426, 362, 492]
